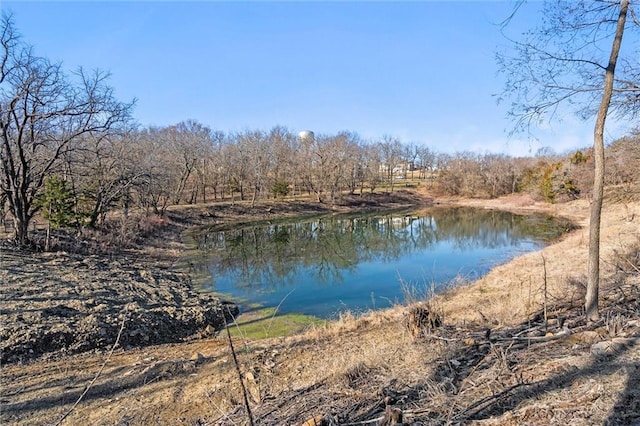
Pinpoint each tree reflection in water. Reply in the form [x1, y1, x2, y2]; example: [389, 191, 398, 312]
[191, 207, 572, 318]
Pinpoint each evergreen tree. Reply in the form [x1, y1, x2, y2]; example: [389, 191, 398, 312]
[38, 176, 76, 230]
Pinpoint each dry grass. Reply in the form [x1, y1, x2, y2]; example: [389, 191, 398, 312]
[436, 198, 639, 328]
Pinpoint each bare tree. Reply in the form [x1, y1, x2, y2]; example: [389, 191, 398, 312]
[268, 126, 298, 199]
[222, 135, 250, 203]
[337, 132, 365, 195]
[237, 129, 272, 207]
[361, 143, 383, 194]
[498, 0, 639, 320]
[163, 121, 210, 205]
[378, 135, 404, 191]
[201, 130, 226, 201]
[436, 152, 484, 197]
[72, 130, 145, 227]
[132, 121, 214, 213]
[322, 132, 362, 200]
[414, 145, 435, 181]
[298, 132, 328, 203]
[0, 15, 133, 244]
[482, 154, 520, 198]
[134, 128, 173, 215]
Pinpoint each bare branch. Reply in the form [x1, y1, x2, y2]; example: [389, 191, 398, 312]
[497, 0, 638, 134]
[1, 17, 133, 243]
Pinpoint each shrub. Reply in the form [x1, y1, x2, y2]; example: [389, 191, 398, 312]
[271, 179, 290, 199]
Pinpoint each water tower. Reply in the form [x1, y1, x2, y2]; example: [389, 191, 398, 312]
[298, 130, 314, 142]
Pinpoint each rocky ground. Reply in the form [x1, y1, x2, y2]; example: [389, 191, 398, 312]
[0, 250, 238, 364]
[1, 189, 638, 425]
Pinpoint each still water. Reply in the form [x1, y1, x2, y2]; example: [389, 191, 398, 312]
[192, 207, 570, 318]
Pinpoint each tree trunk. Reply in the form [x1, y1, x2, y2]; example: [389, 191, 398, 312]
[8, 188, 32, 246]
[250, 185, 257, 208]
[12, 212, 30, 246]
[585, 0, 629, 322]
[88, 194, 103, 228]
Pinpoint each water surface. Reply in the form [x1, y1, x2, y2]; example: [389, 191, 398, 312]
[192, 207, 569, 318]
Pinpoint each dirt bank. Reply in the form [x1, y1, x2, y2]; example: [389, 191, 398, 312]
[0, 250, 238, 364]
[0, 190, 431, 366]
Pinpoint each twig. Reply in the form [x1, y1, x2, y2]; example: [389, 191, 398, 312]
[513, 323, 547, 337]
[225, 306, 255, 426]
[446, 343, 500, 421]
[210, 406, 243, 425]
[624, 256, 640, 274]
[55, 313, 127, 426]
[458, 345, 496, 387]
[257, 380, 327, 419]
[267, 288, 295, 335]
[541, 254, 548, 331]
[450, 381, 527, 421]
[423, 334, 459, 342]
[493, 327, 572, 343]
[342, 416, 386, 425]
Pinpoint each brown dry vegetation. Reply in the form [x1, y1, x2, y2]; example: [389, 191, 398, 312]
[1, 189, 639, 425]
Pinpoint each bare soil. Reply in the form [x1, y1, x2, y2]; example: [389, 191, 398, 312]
[1, 189, 639, 425]
[0, 250, 238, 365]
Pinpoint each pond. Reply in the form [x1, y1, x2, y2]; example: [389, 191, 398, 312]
[191, 207, 571, 319]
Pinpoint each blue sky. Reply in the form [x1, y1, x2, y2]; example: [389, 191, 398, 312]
[2, 1, 635, 156]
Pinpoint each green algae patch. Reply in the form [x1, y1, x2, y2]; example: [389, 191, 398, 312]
[227, 306, 324, 339]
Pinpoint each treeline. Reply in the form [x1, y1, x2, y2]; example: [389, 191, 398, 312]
[70, 125, 640, 219]
[13, 119, 640, 230]
[17, 122, 441, 222]
[435, 134, 640, 202]
[2, 14, 640, 246]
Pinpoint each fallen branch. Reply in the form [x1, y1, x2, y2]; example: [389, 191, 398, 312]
[423, 334, 459, 343]
[494, 327, 572, 343]
[257, 380, 328, 420]
[449, 381, 528, 422]
[225, 306, 255, 426]
[342, 416, 385, 425]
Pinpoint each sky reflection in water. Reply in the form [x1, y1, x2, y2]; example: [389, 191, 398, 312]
[193, 207, 568, 318]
